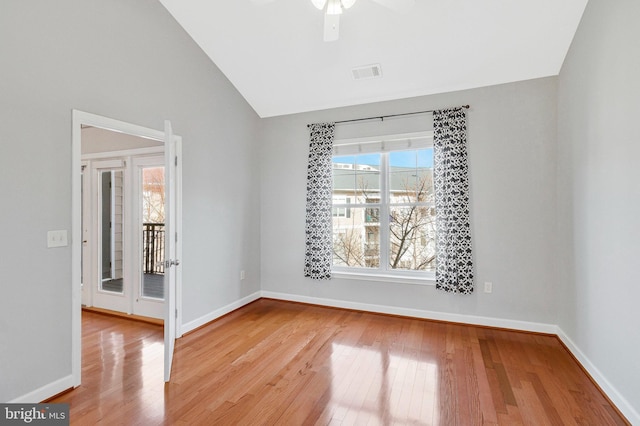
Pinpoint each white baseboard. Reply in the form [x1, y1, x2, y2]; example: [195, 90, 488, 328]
[180, 291, 261, 335]
[556, 328, 640, 425]
[260, 291, 557, 334]
[9, 375, 75, 403]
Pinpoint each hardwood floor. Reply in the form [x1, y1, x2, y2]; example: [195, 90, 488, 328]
[51, 299, 629, 425]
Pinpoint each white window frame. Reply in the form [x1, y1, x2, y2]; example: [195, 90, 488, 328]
[331, 131, 436, 285]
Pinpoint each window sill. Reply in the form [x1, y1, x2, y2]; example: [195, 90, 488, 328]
[331, 271, 435, 286]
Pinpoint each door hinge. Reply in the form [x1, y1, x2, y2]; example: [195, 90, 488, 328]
[175, 308, 178, 319]
[175, 231, 178, 243]
[175, 156, 178, 167]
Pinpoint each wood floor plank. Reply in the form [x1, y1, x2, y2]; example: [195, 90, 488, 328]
[50, 299, 630, 425]
[471, 337, 499, 425]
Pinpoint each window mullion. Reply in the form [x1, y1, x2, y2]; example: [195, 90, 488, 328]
[379, 153, 390, 271]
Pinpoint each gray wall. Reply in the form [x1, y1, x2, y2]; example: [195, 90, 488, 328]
[260, 77, 559, 325]
[0, 0, 261, 401]
[557, 0, 640, 418]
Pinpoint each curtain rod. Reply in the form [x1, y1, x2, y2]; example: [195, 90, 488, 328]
[331, 104, 470, 125]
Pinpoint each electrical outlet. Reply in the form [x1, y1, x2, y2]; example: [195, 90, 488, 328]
[484, 282, 493, 293]
[240, 270, 246, 280]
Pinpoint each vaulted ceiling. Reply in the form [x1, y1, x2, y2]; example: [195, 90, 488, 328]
[159, 0, 588, 118]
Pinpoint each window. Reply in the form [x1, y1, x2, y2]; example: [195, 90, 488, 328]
[331, 144, 436, 278]
[332, 196, 351, 218]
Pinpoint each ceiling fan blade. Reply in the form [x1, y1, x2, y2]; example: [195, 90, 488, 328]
[369, 0, 415, 13]
[324, 13, 340, 42]
[311, 0, 328, 9]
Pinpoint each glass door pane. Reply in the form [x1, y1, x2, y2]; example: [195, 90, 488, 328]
[141, 166, 165, 300]
[100, 170, 124, 294]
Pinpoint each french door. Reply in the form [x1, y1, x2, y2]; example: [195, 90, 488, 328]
[91, 160, 129, 314]
[84, 155, 172, 319]
[132, 156, 166, 319]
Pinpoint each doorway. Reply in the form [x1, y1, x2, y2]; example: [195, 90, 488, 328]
[72, 111, 182, 387]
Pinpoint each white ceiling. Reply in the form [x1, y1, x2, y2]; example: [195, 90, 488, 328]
[159, 0, 588, 118]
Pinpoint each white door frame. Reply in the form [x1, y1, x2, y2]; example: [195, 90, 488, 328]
[81, 160, 91, 307]
[71, 110, 183, 387]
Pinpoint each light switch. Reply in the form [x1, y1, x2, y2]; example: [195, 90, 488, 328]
[47, 230, 68, 248]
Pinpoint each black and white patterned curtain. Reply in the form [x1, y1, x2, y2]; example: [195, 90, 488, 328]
[433, 108, 474, 293]
[304, 123, 335, 279]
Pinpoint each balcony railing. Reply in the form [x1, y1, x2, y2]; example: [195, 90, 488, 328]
[143, 222, 165, 274]
[365, 208, 380, 223]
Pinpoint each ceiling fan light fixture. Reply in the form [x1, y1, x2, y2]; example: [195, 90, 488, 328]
[341, 0, 357, 9]
[326, 0, 343, 15]
[310, 0, 327, 10]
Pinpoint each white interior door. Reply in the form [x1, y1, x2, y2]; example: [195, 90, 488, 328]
[164, 120, 179, 382]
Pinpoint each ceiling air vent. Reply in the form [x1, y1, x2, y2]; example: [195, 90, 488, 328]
[352, 64, 382, 80]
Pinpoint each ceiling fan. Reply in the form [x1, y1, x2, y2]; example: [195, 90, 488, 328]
[253, 0, 415, 42]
